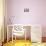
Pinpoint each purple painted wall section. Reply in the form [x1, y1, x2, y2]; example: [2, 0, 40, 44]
[6, 0, 46, 37]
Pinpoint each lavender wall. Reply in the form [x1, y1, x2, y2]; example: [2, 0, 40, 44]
[6, 0, 46, 37]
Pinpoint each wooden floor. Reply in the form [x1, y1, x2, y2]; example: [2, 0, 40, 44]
[3, 37, 46, 46]
[3, 40, 46, 46]
[3, 40, 31, 46]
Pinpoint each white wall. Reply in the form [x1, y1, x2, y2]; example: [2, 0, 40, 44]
[7, 0, 46, 37]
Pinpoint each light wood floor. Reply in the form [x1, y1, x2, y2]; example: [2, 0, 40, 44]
[3, 40, 46, 46]
[3, 40, 31, 46]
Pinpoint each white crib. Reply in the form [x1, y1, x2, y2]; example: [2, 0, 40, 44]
[7, 24, 42, 43]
